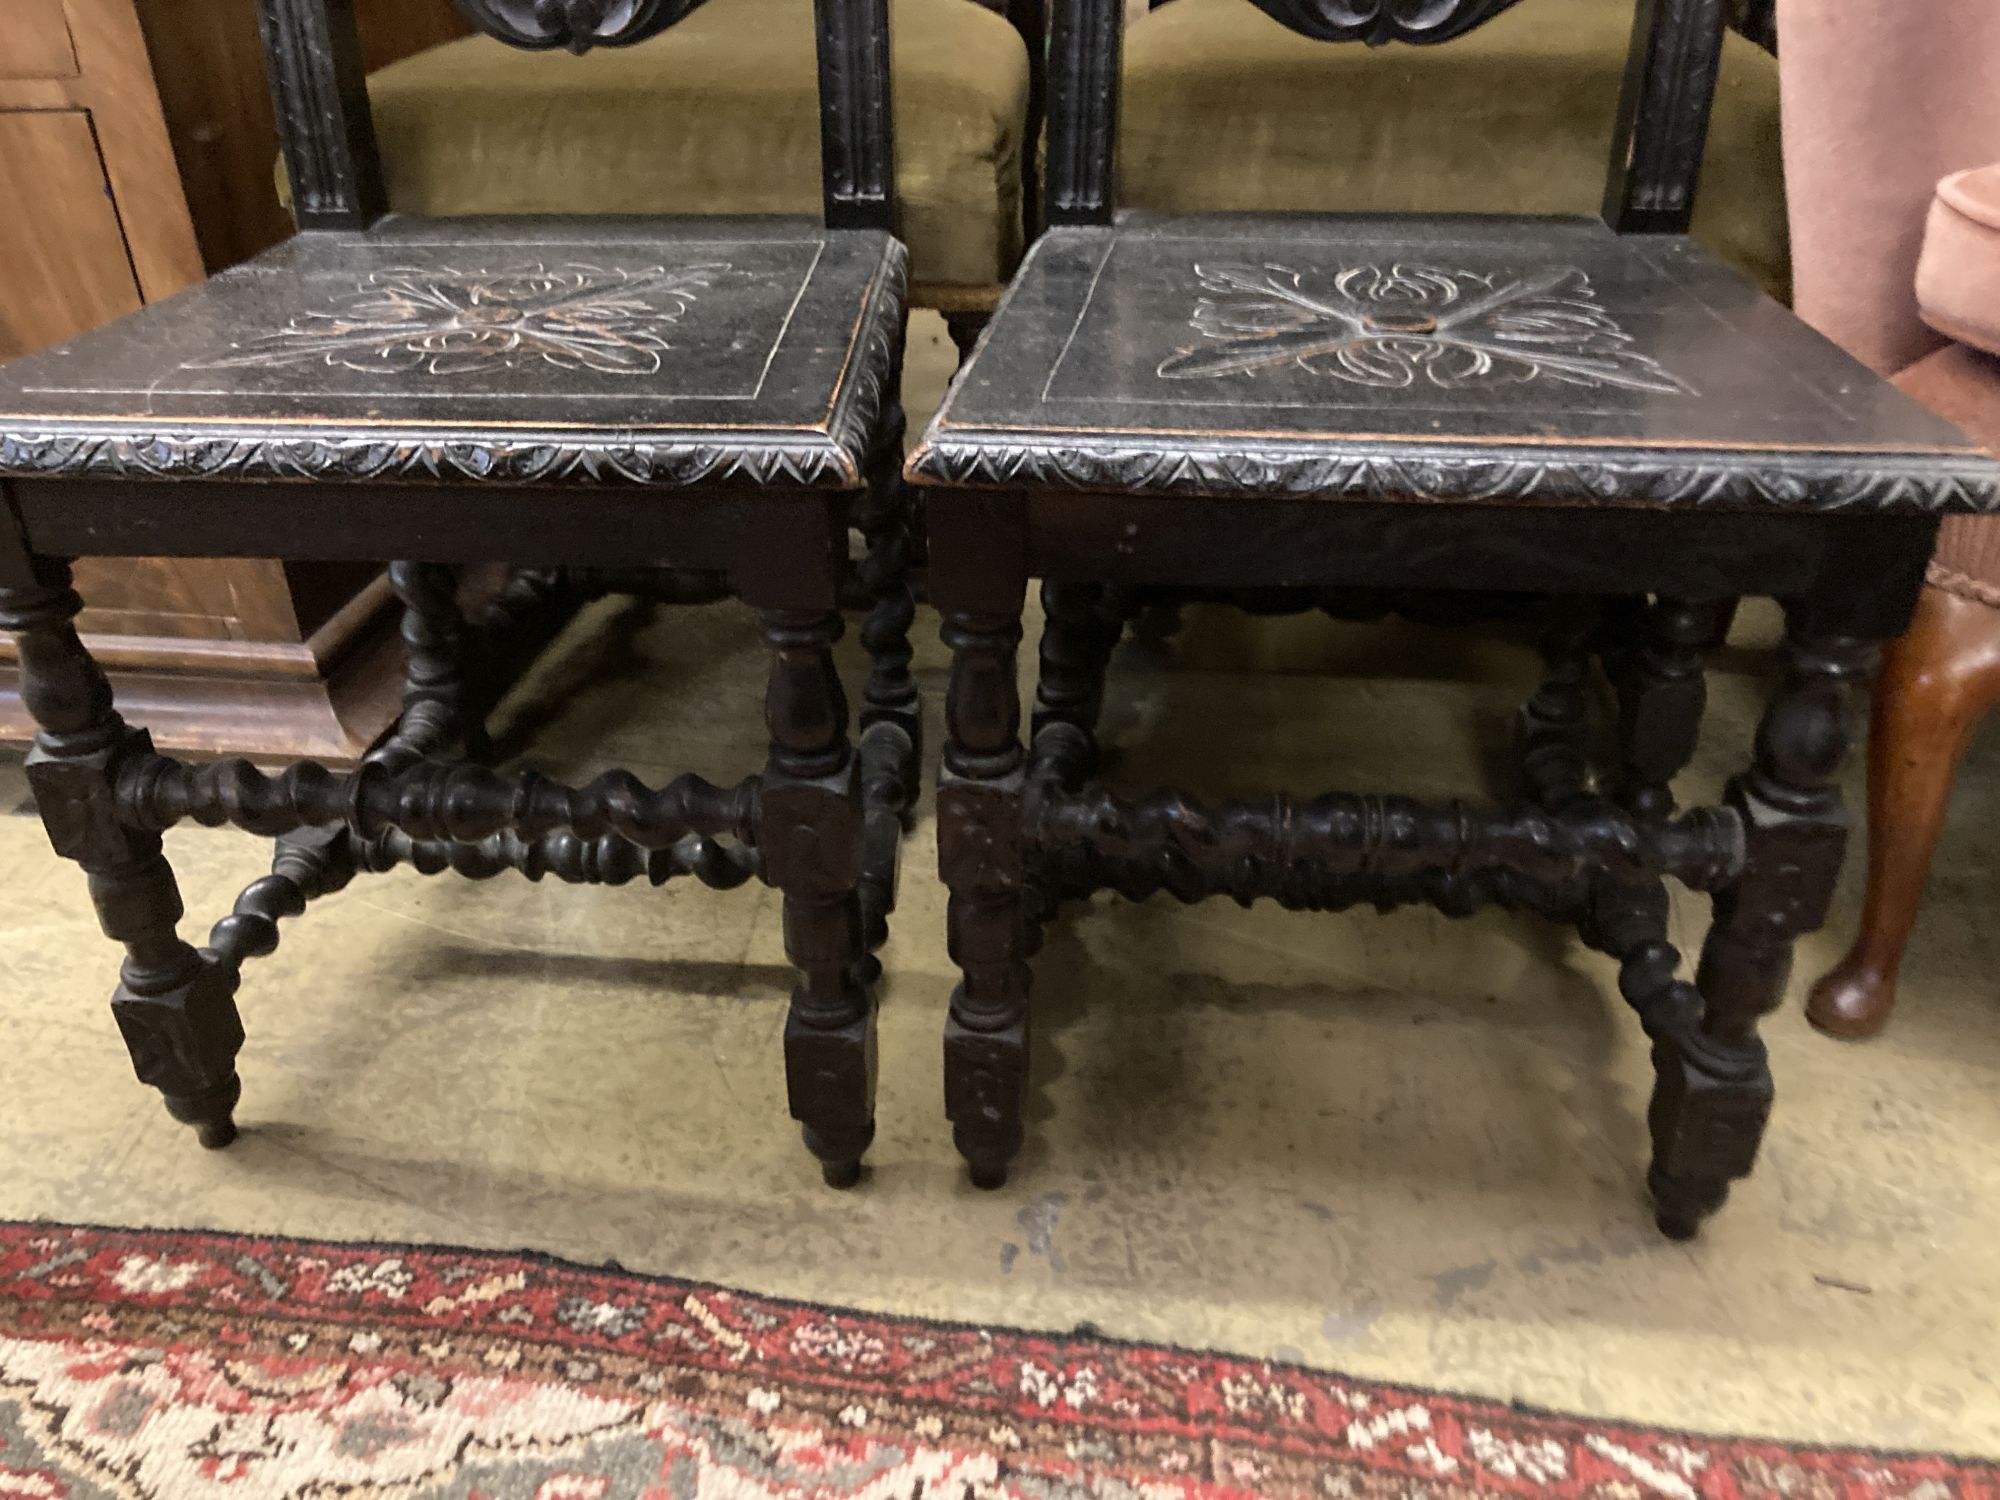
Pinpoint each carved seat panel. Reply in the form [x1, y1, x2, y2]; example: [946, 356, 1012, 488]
[909, 215, 1995, 513]
[0, 216, 905, 491]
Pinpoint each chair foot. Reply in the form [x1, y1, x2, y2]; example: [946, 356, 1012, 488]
[1648, 1164, 1723, 1242]
[1805, 955, 1898, 1039]
[820, 1157, 865, 1190]
[955, 1118, 1020, 1191]
[165, 1073, 242, 1151]
[802, 1120, 874, 1189]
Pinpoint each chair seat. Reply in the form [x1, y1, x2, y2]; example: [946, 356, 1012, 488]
[907, 215, 1998, 514]
[0, 217, 905, 490]
[361, 0, 1028, 297]
[1120, 0, 1792, 304]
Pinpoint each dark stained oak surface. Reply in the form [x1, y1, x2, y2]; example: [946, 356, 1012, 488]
[0, 216, 906, 489]
[910, 216, 2000, 512]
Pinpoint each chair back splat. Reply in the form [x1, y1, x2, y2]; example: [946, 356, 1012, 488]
[258, 0, 897, 235]
[1044, 0, 1726, 234]
[258, 0, 387, 229]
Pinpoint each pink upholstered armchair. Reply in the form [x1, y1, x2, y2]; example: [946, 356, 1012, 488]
[1782, 0, 2000, 1036]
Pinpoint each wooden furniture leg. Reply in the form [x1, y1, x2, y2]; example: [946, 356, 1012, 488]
[0, 558, 243, 1147]
[760, 607, 876, 1187]
[939, 604, 1030, 1188]
[1611, 598, 1725, 821]
[386, 560, 485, 761]
[1033, 580, 1119, 779]
[1650, 615, 1876, 1237]
[942, 311, 991, 365]
[1808, 584, 2000, 1037]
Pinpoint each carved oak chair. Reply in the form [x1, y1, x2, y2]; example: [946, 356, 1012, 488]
[907, 0, 2000, 1236]
[0, 0, 916, 1186]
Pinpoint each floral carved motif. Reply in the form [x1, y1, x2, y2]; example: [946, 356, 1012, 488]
[1158, 262, 1696, 397]
[448, 0, 702, 52]
[187, 263, 726, 378]
[1244, 0, 1528, 44]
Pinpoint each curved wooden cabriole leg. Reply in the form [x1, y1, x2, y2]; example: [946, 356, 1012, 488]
[938, 608, 1030, 1189]
[0, 559, 243, 1149]
[1649, 616, 1877, 1239]
[760, 609, 875, 1188]
[1808, 585, 2000, 1038]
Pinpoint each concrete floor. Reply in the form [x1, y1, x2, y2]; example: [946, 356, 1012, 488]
[2, 315, 1998, 1457]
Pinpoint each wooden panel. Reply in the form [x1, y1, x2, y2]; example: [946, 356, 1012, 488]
[135, 0, 474, 273]
[0, 110, 143, 359]
[65, 0, 205, 299]
[5, 0, 81, 78]
[70, 558, 300, 643]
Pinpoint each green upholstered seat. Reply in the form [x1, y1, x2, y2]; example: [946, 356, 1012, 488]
[360, 0, 1029, 303]
[1120, 0, 1791, 302]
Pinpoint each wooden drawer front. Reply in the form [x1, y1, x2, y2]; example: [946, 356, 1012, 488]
[0, 109, 143, 359]
[6, 0, 81, 79]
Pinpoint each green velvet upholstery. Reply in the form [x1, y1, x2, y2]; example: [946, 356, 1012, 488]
[360, 0, 1029, 298]
[1121, 0, 1791, 302]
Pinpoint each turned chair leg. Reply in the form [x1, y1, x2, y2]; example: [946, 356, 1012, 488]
[1, 560, 244, 1148]
[1609, 597, 1726, 821]
[1648, 614, 1876, 1238]
[852, 386, 923, 977]
[760, 609, 876, 1187]
[1808, 585, 2000, 1038]
[1033, 581, 1121, 782]
[388, 560, 487, 761]
[938, 607, 1030, 1188]
[942, 311, 990, 366]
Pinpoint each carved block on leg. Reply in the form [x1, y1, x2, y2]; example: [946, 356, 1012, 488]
[784, 972, 877, 1189]
[944, 1000, 1028, 1189]
[111, 953, 246, 1150]
[1645, 1029, 1772, 1240]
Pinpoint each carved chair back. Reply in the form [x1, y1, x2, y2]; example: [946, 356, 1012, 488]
[262, 0, 896, 235]
[1046, 0, 1725, 235]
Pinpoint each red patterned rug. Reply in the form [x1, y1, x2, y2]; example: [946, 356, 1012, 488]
[0, 1222, 1990, 1499]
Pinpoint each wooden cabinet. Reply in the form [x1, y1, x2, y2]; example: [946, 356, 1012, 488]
[0, 0, 404, 760]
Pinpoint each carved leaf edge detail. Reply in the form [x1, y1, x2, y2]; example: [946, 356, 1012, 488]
[0, 240, 910, 492]
[905, 438, 2000, 514]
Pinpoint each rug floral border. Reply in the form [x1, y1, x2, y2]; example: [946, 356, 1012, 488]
[1, 1219, 1991, 1497]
